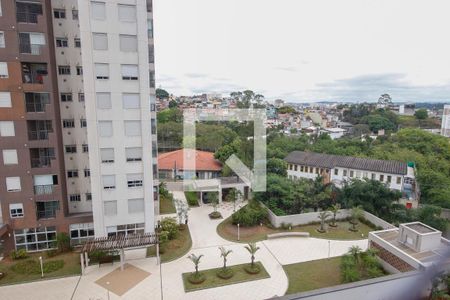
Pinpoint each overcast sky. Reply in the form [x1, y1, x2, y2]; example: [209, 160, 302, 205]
[153, 0, 450, 103]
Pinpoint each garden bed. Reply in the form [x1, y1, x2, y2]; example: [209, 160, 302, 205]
[0, 251, 81, 286]
[182, 262, 270, 292]
[160, 194, 177, 214]
[185, 191, 199, 207]
[217, 217, 374, 243]
[147, 225, 192, 263]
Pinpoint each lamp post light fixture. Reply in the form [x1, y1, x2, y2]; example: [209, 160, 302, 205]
[237, 223, 240, 241]
[39, 256, 44, 278]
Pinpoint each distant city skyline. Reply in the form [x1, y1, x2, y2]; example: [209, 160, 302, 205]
[154, 0, 450, 103]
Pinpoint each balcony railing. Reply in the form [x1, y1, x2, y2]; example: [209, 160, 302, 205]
[34, 185, 54, 195]
[23, 71, 46, 84]
[31, 157, 51, 168]
[28, 130, 50, 140]
[16, 12, 39, 23]
[20, 44, 44, 55]
[26, 101, 46, 113]
[36, 210, 56, 219]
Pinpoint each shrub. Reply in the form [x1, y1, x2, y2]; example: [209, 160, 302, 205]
[341, 267, 360, 283]
[10, 249, 28, 260]
[160, 217, 179, 240]
[56, 232, 71, 253]
[185, 192, 199, 207]
[89, 250, 107, 262]
[231, 201, 268, 227]
[187, 272, 205, 284]
[216, 268, 234, 279]
[209, 211, 222, 219]
[244, 263, 261, 274]
[43, 260, 64, 273]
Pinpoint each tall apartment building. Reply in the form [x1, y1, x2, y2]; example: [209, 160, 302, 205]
[0, 0, 158, 253]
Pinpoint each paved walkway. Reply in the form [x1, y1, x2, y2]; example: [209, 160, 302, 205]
[0, 195, 369, 300]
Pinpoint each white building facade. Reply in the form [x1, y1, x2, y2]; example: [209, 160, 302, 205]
[441, 104, 450, 137]
[78, 0, 157, 238]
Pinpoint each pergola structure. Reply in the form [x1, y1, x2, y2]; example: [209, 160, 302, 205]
[80, 233, 159, 273]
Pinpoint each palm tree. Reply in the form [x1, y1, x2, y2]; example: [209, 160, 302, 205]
[350, 206, 364, 231]
[348, 245, 362, 266]
[209, 192, 219, 212]
[317, 211, 331, 232]
[244, 243, 260, 268]
[329, 204, 341, 227]
[187, 253, 204, 277]
[219, 246, 232, 270]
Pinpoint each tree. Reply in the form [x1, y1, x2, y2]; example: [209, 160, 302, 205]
[244, 243, 260, 268]
[168, 100, 178, 108]
[329, 203, 341, 227]
[208, 192, 219, 212]
[317, 211, 331, 232]
[350, 206, 364, 231]
[378, 94, 392, 105]
[219, 246, 232, 270]
[225, 188, 242, 212]
[156, 88, 169, 99]
[348, 245, 363, 262]
[267, 158, 288, 176]
[187, 253, 203, 277]
[414, 108, 428, 120]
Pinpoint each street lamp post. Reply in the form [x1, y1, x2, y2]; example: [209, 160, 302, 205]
[39, 256, 44, 278]
[237, 223, 240, 241]
[328, 240, 331, 259]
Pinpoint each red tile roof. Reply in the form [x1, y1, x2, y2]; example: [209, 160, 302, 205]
[158, 149, 222, 171]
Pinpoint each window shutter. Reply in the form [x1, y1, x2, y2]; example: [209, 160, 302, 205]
[128, 198, 144, 213]
[95, 63, 109, 78]
[100, 148, 114, 162]
[92, 33, 108, 50]
[119, 35, 137, 52]
[33, 175, 53, 185]
[104, 200, 117, 216]
[29, 33, 45, 45]
[0, 121, 15, 136]
[96, 93, 111, 109]
[6, 177, 21, 191]
[0, 62, 9, 77]
[102, 175, 115, 188]
[121, 64, 138, 77]
[2, 149, 18, 164]
[91, 1, 106, 20]
[126, 147, 142, 160]
[122, 93, 140, 109]
[124, 121, 141, 136]
[118, 4, 136, 22]
[0, 92, 11, 107]
[98, 121, 113, 137]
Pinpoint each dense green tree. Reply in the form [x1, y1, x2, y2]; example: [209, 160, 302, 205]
[414, 108, 428, 120]
[278, 106, 296, 114]
[156, 88, 169, 99]
[157, 108, 183, 124]
[168, 100, 178, 108]
[267, 158, 288, 176]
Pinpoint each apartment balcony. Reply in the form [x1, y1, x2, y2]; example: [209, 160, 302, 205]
[34, 184, 54, 195]
[25, 93, 50, 113]
[36, 209, 56, 219]
[16, 1, 43, 24]
[30, 157, 52, 168]
[19, 43, 45, 55]
[36, 201, 59, 220]
[27, 120, 53, 140]
[22, 63, 48, 84]
[28, 130, 51, 140]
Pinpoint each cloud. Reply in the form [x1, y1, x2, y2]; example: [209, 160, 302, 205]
[184, 73, 209, 79]
[273, 66, 298, 72]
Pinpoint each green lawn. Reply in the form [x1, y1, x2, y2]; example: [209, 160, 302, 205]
[217, 218, 374, 243]
[160, 194, 176, 214]
[182, 262, 270, 292]
[0, 251, 81, 286]
[185, 191, 199, 207]
[147, 225, 192, 263]
[284, 257, 342, 294]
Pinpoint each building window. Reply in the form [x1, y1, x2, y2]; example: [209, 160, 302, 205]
[96, 93, 111, 109]
[128, 198, 144, 214]
[0, 121, 15, 136]
[119, 34, 137, 52]
[315, 168, 320, 174]
[102, 175, 115, 190]
[363, 172, 368, 178]
[95, 63, 109, 79]
[294, 165, 298, 171]
[343, 170, 348, 177]
[53, 9, 66, 19]
[72, 9, 78, 20]
[60, 93, 73, 102]
[334, 168, 339, 176]
[127, 173, 143, 188]
[78, 93, 85, 102]
[147, 18, 153, 38]
[387, 175, 392, 183]
[118, 4, 136, 22]
[36, 201, 59, 219]
[67, 170, 79, 178]
[124, 121, 141, 136]
[349, 170, 354, 177]
[98, 121, 113, 137]
[121, 64, 138, 80]
[55, 37, 68, 47]
[397, 176, 402, 184]
[0, 92, 11, 107]
[149, 70, 155, 87]
[65, 145, 77, 153]
[106, 223, 144, 238]
[122, 93, 140, 109]
[10, 203, 24, 218]
[151, 103, 156, 112]
[70, 223, 94, 245]
[14, 226, 57, 252]
[104, 201, 117, 216]
[6, 177, 21, 192]
[126, 147, 142, 162]
[80, 119, 87, 128]
[92, 33, 108, 50]
[76, 66, 83, 75]
[74, 38, 81, 48]
[3, 149, 18, 165]
[58, 65, 71, 75]
[0, 31, 5, 48]
[86, 193, 92, 201]
[63, 119, 75, 128]
[379, 174, 384, 182]
[82, 144, 89, 153]
[0, 62, 9, 78]
[100, 148, 114, 163]
[84, 169, 90, 177]
[371, 173, 376, 180]
[91, 1, 106, 20]
[151, 118, 156, 134]
[69, 194, 81, 202]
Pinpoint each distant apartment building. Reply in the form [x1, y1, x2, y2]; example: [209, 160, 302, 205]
[285, 151, 418, 206]
[0, 0, 158, 253]
[441, 104, 450, 137]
